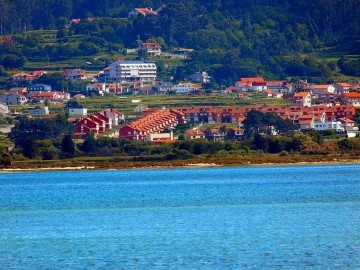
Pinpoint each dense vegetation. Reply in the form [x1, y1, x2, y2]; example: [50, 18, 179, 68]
[1, 0, 359, 89]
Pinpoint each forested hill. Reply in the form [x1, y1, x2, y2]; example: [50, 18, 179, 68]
[1, 0, 359, 44]
[0, 0, 360, 85]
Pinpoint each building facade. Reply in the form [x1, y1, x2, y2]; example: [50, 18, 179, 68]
[109, 60, 157, 82]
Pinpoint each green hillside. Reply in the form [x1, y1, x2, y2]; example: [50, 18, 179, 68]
[0, 0, 360, 89]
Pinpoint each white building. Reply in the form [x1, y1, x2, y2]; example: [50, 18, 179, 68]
[189, 71, 211, 83]
[0, 103, 9, 115]
[109, 60, 157, 82]
[28, 106, 49, 116]
[69, 108, 88, 117]
[173, 82, 201, 94]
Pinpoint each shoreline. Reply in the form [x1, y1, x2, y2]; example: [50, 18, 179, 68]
[1, 157, 360, 173]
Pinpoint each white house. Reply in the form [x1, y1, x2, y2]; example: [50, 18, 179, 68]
[69, 107, 88, 117]
[86, 83, 107, 95]
[101, 108, 124, 126]
[310, 84, 335, 94]
[173, 82, 201, 94]
[63, 69, 87, 80]
[292, 92, 312, 107]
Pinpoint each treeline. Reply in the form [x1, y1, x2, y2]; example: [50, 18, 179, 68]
[1, 0, 359, 42]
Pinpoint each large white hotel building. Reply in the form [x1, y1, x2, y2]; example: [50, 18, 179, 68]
[109, 60, 157, 82]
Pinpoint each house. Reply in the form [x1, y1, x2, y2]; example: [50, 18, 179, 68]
[173, 82, 201, 94]
[189, 71, 211, 83]
[292, 92, 311, 107]
[28, 106, 49, 116]
[30, 92, 70, 103]
[11, 70, 46, 83]
[69, 107, 88, 117]
[335, 82, 352, 94]
[8, 87, 27, 95]
[0, 93, 27, 105]
[74, 118, 100, 138]
[223, 86, 238, 94]
[263, 89, 283, 99]
[109, 60, 157, 82]
[119, 109, 186, 141]
[204, 126, 226, 141]
[139, 42, 162, 56]
[94, 113, 112, 130]
[135, 104, 149, 112]
[339, 117, 359, 137]
[101, 108, 124, 126]
[293, 80, 311, 91]
[184, 129, 205, 139]
[235, 77, 267, 92]
[63, 69, 87, 80]
[108, 83, 123, 94]
[0, 103, 9, 115]
[317, 92, 338, 105]
[310, 84, 335, 95]
[27, 84, 52, 97]
[128, 7, 157, 17]
[154, 81, 173, 94]
[86, 83, 107, 95]
[341, 92, 360, 107]
[88, 115, 106, 132]
[227, 128, 244, 140]
[266, 80, 292, 94]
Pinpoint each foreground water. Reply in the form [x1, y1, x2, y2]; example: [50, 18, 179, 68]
[0, 165, 360, 269]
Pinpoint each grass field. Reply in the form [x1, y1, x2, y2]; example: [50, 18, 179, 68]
[75, 93, 291, 116]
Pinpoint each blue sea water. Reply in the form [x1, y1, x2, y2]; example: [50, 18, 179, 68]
[0, 165, 360, 269]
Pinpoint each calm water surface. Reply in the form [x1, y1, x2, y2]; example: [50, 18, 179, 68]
[0, 165, 360, 269]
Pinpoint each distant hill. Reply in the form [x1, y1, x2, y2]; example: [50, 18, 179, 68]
[0, 0, 359, 87]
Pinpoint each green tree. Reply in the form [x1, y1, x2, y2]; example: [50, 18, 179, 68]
[61, 134, 75, 158]
[82, 132, 97, 154]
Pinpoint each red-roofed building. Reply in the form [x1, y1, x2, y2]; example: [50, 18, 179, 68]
[12, 71, 46, 83]
[292, 92, 311, 107]
[235, 77, 267, 92]
[185, 129, 205, 140]
[74, 118, 100, 138]
[128, 8, 157, 17]
[30, 92, 70, 102]
[139, 42, 161, 56]
[63, 69, 87, 80]
[342, 92, 360, 107]
[119, 109, 186, 141]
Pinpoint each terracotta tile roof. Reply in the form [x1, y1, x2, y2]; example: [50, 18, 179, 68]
[339, 117, 355, 123]
[186, 129, 205, 136]
[344, 92, 360, 98]
[311, 84, 331, 90]
[294, 92, 310, 97]
[239, 77, 265, 83]
[299, 120, 313, 125]
[135, 8, 157, 15]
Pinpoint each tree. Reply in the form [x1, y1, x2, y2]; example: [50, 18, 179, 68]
[82, 132, 97, 154]
[61, 134, 75, 158]
[2, 54, 26, 69]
